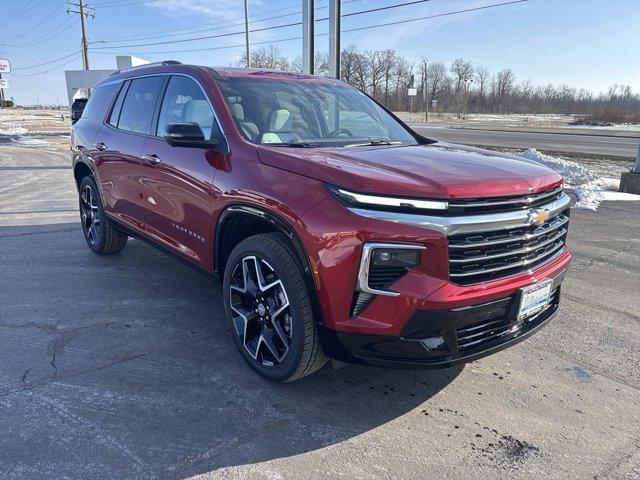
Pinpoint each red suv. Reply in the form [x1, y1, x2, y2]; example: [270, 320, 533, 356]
[71, 62, 571, 382]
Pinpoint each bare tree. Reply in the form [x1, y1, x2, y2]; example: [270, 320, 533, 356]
[232, 46, 640, 123]
[450, 58, 474, 118]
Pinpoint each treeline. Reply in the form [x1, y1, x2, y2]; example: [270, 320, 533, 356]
[237, 46, 640, 124]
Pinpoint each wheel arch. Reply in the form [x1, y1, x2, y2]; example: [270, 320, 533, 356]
[215, 204, 324, 326]
[73, 157, 95, 190]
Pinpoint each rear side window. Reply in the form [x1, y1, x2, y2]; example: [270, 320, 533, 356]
[116, 76, 164, 134]
[80, 83, 118, 120]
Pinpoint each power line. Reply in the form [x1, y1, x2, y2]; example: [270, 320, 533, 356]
[6, 17, 79, 48]
[90, 0, 428, 50]
[90, 0, 527, 57]
[0, 0, 46, 27]
[91, 0, 348, 43]
[9, 54, 82, 77]
[2, 1, 66, 44]
[12, 51, 82, 70]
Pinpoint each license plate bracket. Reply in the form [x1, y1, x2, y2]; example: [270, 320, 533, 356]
[517, 279, 553, 320]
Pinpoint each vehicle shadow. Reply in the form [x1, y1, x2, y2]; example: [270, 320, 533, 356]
[0, 223, 461, 479]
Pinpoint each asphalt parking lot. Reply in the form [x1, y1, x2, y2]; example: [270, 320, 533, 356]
[0, 142, 639, 479]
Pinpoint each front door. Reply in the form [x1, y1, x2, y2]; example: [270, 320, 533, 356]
[139, 75, 222, 269]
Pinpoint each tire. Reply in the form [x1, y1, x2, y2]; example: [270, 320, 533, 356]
[223, 232, 328, 382]
[78, 175, 128, 255]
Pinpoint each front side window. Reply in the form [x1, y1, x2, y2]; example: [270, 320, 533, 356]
[116, 76, 164, 134]
[157, 76, 216, 139]
[216, 77, 418, 147]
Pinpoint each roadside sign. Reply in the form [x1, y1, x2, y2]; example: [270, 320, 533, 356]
[0, 59, 10, 74]
[0, 79, 8, 89]
[407, 88, 418, 96]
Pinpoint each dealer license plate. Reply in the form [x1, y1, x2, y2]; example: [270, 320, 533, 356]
[517, 280, 553, 320]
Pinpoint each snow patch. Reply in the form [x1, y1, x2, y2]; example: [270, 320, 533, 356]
[518, 148, 640, 210]
[0, 124, 28, 136]
[11, 137, 50, 147]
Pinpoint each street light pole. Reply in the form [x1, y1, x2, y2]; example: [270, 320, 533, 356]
[244, 0, 250, 67]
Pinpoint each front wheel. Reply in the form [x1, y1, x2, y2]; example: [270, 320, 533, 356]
[223, 233, 327, 382]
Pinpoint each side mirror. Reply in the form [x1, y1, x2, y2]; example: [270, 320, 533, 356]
[164, 122, 218, 149]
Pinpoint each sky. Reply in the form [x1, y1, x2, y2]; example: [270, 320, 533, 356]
[1, 0, 639, 105]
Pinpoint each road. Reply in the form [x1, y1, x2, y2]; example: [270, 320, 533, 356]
[409, 123, 640, 158]
[0, 142, 639, 479]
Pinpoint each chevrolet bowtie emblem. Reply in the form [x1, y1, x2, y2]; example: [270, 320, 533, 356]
[529, 208, 550, 225]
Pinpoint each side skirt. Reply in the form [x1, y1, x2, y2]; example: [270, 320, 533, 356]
[108, 214, 219, 284]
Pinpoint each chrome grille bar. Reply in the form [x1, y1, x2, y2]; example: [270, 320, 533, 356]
[449, 186, 563, 209]
[449, 241, 565, 279]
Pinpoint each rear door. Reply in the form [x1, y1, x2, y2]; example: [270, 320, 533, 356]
[139, 74, 223, 269]
[93, 76, 164, 231]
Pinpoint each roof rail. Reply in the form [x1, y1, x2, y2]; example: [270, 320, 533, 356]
[108, 60, 182, 77]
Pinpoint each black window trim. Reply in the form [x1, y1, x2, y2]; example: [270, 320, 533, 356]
[153, 73, 225, 142]
[102, 74, 165, 139]
[101, 72, 225, 145]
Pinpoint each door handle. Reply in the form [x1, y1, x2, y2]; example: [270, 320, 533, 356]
[93, 142, 107, 151]
[142, 153, 162, 165]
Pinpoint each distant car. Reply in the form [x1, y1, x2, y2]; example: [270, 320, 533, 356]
[71, 98, 88, 124]
[70, 61, 572, 382]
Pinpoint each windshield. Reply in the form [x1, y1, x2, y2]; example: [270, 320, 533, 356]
[215, 76, 419, 148]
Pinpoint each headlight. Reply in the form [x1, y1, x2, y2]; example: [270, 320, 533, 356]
[327, 184, 448, 212]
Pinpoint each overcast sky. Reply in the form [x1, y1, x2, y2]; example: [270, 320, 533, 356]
[1, 0, 639, 105]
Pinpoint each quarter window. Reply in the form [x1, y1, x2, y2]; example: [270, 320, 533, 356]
[116, 76, 164, 134]
[80, 83, 118, 120]
[157, 76, 215, 139]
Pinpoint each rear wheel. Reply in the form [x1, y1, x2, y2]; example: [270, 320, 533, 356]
[78, 175, 128, 255]
[223, 233, 327, 382]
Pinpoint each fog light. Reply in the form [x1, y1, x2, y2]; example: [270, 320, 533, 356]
[371, 248, 421, 268]
[357, 243, 425, 296]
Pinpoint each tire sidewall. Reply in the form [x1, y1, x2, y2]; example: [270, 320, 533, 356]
[79, 176, 107, 253]
[223, 235, 311, 382]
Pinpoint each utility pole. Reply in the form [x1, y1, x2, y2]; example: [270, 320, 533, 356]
[243, 0, 250, 67]
[302, 0, 314, 75]
[67, 0, 94, 71]
[422, 59, 428, 123]
[329, 0, 341, 78]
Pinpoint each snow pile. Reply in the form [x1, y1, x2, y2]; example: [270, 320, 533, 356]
[11, 137, 50, 147]
[0, 123, 28, 137]
[519, 148, 596, 184]
[518, 148, 640, 210]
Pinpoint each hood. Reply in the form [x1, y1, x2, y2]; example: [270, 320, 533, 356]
[257, 142, 563, 199]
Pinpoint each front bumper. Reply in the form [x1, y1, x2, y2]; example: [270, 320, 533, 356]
[320, 271, 565, 369]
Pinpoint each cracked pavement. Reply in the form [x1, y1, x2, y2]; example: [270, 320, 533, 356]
[0, 141, 639, 479]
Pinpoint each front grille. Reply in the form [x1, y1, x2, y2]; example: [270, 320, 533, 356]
[448, 186, 563, 215]
[456, 287, 559, 352]
[448, 210, 569, 285]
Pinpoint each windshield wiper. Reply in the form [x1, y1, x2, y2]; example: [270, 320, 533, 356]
[266, 142, 319, 148]
[345, 139, 403, 147]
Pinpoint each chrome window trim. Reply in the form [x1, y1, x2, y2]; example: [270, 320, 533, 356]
[357, 243, 426, 297]
[349, 193, 571, 236]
